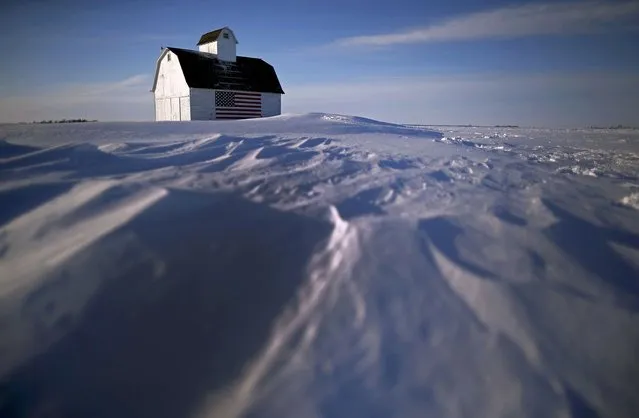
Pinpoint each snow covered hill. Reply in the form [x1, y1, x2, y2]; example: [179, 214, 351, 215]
[1, 113, 638, 418]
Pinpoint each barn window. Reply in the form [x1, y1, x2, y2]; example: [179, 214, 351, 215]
[223, 33, 229, 39]
[167, 53, 171, 61]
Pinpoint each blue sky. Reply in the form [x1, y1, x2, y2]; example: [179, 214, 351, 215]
[1, 0, 638, 126]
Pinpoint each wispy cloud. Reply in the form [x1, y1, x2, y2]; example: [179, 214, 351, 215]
[0, 74, 152, 123]
[334, 1, 639, 47]
[61, 74, 150, 100]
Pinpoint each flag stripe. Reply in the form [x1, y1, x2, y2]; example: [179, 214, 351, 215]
[217, 112, 261, 115]
[217, 112, 262, 116]
[219, 103, 261, 107]
[217, 106, 261, 110]
[217, 108, 262, 112]
[216, 115, 261, 120]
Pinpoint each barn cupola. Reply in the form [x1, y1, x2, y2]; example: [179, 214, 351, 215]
[197, 26, 238, 62]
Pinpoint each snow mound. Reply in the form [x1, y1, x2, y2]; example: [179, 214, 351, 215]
[620, 192, 639, 210]
[0, 113, 441, 148]
[1, 117, 639, 418]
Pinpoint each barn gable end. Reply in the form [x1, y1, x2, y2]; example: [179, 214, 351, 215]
[152, 49, 190, 121]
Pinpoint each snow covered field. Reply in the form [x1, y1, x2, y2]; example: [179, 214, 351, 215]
[1, 113, 638, 418]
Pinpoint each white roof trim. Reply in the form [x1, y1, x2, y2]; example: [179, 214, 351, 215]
[151, 48, 171, 93]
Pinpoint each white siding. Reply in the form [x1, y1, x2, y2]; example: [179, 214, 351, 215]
[155, 98, 172, 121]
[215, 33, 236, 62]
[180, 97, 191, 121]
[199, 43, 217, 54]
[155, 98, 164, 120]
[170, 98, 180, 121]
[190, 88, 215, 120]
[262, 93, 282, 117]
[163, 99, 171, 120]
[154, 50, 190, 121]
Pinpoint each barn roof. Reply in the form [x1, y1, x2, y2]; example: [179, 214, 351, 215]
[197, 27, 238, 45]
[152, 47, 285, 94]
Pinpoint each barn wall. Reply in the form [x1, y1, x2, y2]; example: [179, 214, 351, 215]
[190, 88, 215, 120]
[262, 93, 282, 117]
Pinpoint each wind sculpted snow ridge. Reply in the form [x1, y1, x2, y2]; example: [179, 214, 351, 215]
[0, 113, 638, 418]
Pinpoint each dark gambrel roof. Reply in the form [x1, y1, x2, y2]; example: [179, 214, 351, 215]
[197, 27, 237, 45]
[163, 47, 285, 94]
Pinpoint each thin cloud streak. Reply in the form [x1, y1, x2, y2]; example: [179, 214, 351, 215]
[334, 1, 639, 47]
[62, 74, 150, 99]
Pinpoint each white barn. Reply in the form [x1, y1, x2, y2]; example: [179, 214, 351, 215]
[151, 26, 284, 121]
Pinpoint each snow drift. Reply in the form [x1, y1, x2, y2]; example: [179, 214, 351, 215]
[0, 113, 638, 418]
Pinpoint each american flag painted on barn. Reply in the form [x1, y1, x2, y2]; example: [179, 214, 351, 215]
[215, 90, 262, 119]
